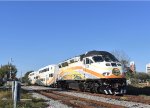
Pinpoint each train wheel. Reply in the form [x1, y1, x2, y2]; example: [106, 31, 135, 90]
[94, 83, 99, 93]
[63, 83, 69, 90]
[90, 83, 94, 93]
[90, 83, 99, 93]
[97, 86, 103, 93]
[79, 82, 85, 92]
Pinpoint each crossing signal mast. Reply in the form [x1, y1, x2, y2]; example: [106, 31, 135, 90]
[9, 58, 13, 80]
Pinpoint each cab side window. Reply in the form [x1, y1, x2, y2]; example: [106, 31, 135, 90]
[85, 58, 93, 64]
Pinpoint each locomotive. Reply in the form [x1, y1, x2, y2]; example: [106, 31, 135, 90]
[28, 50, 126, 95]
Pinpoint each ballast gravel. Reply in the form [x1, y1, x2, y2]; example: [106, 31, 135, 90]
[30, 92, 72, 108]
[22, 86, 150, 108]
[58, 91, 150, 108]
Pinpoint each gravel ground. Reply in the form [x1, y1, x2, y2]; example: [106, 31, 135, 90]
[31, 92, 72, 108]
[22, 86, 57, 91]
[58, 91, 150, 108]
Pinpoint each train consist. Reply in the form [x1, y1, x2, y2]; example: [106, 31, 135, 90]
[28, 50, 126, 95]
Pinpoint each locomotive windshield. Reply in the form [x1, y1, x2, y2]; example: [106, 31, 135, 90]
[102, 55, 118, 62]
[92, 55, 118, 62]
[81, 51, 119, 62]
[92, 56, 104, 62]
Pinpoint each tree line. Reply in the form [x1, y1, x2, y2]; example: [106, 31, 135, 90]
[112, 50, 150, 85]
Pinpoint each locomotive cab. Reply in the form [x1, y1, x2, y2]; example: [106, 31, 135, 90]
[83, 55, 123, 77]
[82, 52, 126, 95]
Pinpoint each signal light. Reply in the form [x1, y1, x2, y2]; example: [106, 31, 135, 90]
[102, 72, 110, 76]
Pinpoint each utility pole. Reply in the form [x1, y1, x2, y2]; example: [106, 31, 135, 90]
[10, 65, 12, 80]
[9, 58, 13, 80]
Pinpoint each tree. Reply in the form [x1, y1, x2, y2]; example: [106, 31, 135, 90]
[111, 50, 130, 72]
[0, 64, 17, 80]
[111, 50, 135, 80]
[0, 64, 17, 86]
[134, 72, 150, 82]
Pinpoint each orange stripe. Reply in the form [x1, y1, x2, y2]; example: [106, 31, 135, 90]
[59, 66, 124, 79]
[47, 77, 54, 85]
[104, 74, 124, 78]
[85, 68, 124, 78]
[71, 66, 82, 70]
[59, 66, 103, 78]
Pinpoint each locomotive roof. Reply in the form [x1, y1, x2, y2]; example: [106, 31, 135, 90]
[80, 50, 115, 61]
[59, 50, 117, 63]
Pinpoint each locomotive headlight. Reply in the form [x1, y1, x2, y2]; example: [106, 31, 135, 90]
[112, 68, 120, 76]
[102, 72, 110, 76]
[106, 63, 111, 66]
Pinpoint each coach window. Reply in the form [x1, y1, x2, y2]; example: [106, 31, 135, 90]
[70, 59, 74, 63]
[59, 65, 61, 68]
[62, 62, 68, 67]
[65, 62, 68, 66]
[49, 73, 53, 77]
[36, 76, 38, 79]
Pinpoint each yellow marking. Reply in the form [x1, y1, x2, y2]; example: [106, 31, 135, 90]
[59, 66, 82, 76]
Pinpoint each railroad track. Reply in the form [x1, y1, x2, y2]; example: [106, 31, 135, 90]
[36, 90, 124, 108]
[22, 86, 150, 108]
[67, 89, 150, 104]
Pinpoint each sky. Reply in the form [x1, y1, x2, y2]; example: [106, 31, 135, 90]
[0, 1, 150, 77]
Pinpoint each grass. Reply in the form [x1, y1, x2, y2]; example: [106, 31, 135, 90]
[0, 89, 48, 108]
[139, 95, 150, 100]
[0, 90, 11, 99]
[0, 90, 12, 108]
[120, 97, 128, 101]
